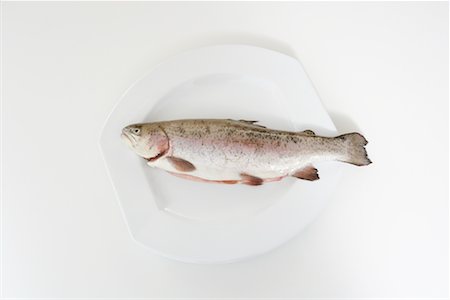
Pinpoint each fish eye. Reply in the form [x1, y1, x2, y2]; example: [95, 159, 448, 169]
[132, 128, 140, 135]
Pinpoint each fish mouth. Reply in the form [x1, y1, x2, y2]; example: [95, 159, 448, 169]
[121, 132, 135, 146]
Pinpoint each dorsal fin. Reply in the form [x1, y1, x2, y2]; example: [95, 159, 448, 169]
[230, 119, 266, 128]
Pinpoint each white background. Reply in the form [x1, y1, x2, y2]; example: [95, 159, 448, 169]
[2, 2, 448, 298]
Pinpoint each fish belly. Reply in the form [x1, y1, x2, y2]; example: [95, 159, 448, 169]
[149, 151, 310, 182]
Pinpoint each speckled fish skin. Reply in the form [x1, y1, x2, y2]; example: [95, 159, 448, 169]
[121, 119, 371, 185]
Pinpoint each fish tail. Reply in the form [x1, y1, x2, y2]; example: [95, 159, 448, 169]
[337, 133, 372, 166]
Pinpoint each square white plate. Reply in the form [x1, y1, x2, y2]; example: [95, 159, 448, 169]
[100, 45, 341, 263]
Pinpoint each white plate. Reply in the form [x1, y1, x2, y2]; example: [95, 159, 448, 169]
[100, 45, 341, 263]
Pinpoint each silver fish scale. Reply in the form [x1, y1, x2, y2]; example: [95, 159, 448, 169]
[161, 119, 337, 176]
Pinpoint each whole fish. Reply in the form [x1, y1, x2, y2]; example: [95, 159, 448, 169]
[121, 119, 371, 185]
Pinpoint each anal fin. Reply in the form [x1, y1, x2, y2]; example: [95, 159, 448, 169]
[292, 166, 319, 181]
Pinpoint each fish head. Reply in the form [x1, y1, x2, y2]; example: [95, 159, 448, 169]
[121, 123, 169, 160]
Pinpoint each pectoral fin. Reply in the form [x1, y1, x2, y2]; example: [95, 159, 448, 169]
[292, 166, 319, 181]
[166, 156, 196, 172]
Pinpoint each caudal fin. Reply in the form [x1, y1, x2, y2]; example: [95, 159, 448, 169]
[337, 133, 372, 166]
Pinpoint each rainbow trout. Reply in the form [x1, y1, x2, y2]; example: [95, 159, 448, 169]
[121, 119, 371, 185]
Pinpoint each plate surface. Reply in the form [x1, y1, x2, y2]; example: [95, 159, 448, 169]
[100, 45, 341, 263]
